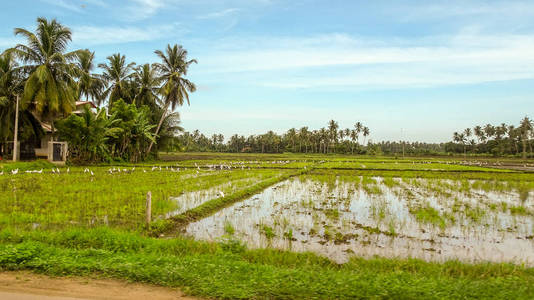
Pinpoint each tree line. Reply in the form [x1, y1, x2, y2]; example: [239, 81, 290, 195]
[448, 117, 533, 158]
[165, 120, 371, 154]
[0, 17, 196, 162]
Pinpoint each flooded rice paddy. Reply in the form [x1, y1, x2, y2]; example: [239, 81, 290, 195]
[185, 175, 534, 265]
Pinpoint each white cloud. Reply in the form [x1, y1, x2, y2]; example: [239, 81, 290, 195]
[193, 31, 534, 89]
[125, 0, 167, 20]
[39, 0, 108, 11]
[395, 0, 534, 21]
[197, 8, 240, 19]
[71, 23, 185, 45]
[40, 0, 82, 11]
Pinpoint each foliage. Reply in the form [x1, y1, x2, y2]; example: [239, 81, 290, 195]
[9, 18, 81, 136]
[0, 17, 196, 163]
[56, 106, 120, 162]
[57, 100, 156, 163]
[167, 119, 372, 154]
[450, 117, 534, 157]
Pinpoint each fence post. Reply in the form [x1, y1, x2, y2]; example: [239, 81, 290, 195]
[146, 191, 152, 226]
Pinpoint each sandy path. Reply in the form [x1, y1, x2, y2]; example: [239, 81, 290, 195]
[0, 271, 196, 300]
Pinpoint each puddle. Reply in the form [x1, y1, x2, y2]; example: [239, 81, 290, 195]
[185, 176, 534, 265]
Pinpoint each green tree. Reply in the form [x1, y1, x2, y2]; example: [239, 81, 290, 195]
[98, 53, 135, 108]
[74, 49, 105, 104]
[9, 17, 81, 140]
[327, 120, 339, 153]
[148, 44, 197, 153]
[132, 63, 161, 109]
[56, 106, 121, 162]
[519, 116, 533, 159]
[0, 51, 44, 151]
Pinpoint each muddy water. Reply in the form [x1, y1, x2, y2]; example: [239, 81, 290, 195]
[166, 175, 268, 217]
[185, 177, 534, 265]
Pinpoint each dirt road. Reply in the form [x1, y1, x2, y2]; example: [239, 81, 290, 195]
[0, 271, 195, 299]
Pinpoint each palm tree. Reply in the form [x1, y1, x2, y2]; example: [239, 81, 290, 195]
[75, 49, 105, 105]
[98, 53, 135, 107]
[298, 126, 309, 153]
[362, 126, 370, 145]
[0, 51, 22, 142]
[520, 116, 533, 159]
[483, 124, 495, 140]
[338, 129, 345, 143]
[473, 125, 485, 144]
[9, 17, 82, 140]
[132, 63, 161, 109]
[148, 44, 197, 154]
[327, 120, 339, 153]
[453, 132, 467, 157]
[349, 129, 358, 154]
[286, 128, 297, 152]
[463, 128, 472, 153]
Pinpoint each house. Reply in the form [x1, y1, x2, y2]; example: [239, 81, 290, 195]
[34, 101, 97, 159]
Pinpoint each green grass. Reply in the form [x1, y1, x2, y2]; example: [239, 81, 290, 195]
[0, 166, 285, 229]
[0, 160, 55, 172]
[0, 227, 532, 299]
[410, 204, 447, 229]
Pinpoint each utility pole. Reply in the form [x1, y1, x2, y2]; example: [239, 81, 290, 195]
[12, 94, 19, 162]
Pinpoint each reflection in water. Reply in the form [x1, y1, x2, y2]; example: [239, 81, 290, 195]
[186, 176, 534, 265]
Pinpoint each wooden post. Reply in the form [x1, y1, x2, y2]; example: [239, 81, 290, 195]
[146, 191, 152, 226]
[12, 95, 19, 162]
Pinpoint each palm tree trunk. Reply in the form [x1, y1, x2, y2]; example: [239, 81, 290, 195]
[522, 136, 527, 160]
[147, 100, 170, 154]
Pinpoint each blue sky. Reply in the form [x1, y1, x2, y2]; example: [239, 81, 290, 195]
[1, 0, 534, 142]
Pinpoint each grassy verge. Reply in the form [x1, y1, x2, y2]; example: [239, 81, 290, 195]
[0, 227, 532, 299]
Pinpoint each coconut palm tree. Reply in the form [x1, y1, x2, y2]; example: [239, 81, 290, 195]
[0, 51, 23, 142]
[148, 44, 197, 153]
[286, 128, 297, 152]
[362, 126, 370, 145]
[349, 129, 358, 154]
[132, 63, 161, 109]
[74, 49, 105, 105]
[327, 120, 339, 153]
[483, 124, 495, 140]
[520, 116, 533, 159]
[9, 17, 82, 140]
[473, 125, 485, 144]
[354, 122, 363, 143]
[98, 53, 135, 107]
[0, 50, 45, 155]
[298, 126, 309, 153]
